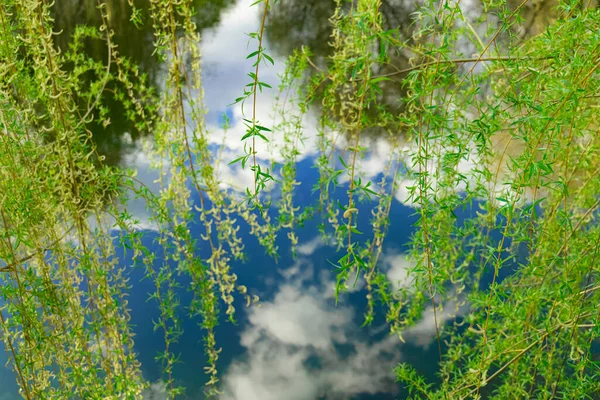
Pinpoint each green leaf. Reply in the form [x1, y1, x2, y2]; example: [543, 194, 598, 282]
[255, 132, 269, 142]
[255, 125, 272, 132]
[228, 156, 247, 166]
[241, 131, 254, 140]
[263, 53, 275, 65]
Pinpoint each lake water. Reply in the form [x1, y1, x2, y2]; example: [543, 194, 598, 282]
[120, 3, 441, 397]
[0, 0, 542, 399]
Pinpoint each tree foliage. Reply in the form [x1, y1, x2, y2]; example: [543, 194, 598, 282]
[0, 0, 599, 398]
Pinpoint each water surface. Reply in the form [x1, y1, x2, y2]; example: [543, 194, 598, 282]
[0, 0, 534, 398]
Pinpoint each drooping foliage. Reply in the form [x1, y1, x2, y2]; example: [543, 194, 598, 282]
[0, 0, 599, 398]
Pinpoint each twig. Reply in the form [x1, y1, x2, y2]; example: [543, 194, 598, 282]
[302, 46, 322, 72]
[370, 55, 553, 80]
[75, 2, 113, 130]
[0, 225, 75, 273]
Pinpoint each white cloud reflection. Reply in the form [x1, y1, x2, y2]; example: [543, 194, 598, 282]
[380, 251, 468, 348]
[118, 141, 164, 231]
[220, 258, 402, 400]
[404, 300, 465, 348]
[142, 380, 168, 400]
[194, 0, 540, 210]
[296, 235, 330, 256]
[383, 252, 416, 291]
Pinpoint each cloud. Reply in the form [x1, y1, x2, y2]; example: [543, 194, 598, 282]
[380, 251, 469, 348]
[142, 380, 168, 400]
[296, 235, 330, 256]
[241, 284, 351, 350]
[382, 252, 416, 291]
[116, 141, 164, 231]
[219, 258, 402, 400]
[201, 0, 263, 65]
[403, 300, 466, 348]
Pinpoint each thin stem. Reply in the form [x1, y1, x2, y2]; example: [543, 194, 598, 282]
[251, 0, 270, 197]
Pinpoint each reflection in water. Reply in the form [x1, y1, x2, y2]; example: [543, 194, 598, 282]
[0, 0, 584, 399]
[49, 0, 236, 166]
[264, 0, 338, 64]
[114, 16, 567, 396]
[505, 0, 600, 38]
[383, 252, 415, 291]
[52, 0, 236, 79]
[220, 258, 402, 400]
[265, 0, 417, 136]
[265, 0, 414, 64]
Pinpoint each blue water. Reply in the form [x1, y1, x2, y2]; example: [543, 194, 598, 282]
[0, 1, 478, 399]
[121, 157, 429, 399]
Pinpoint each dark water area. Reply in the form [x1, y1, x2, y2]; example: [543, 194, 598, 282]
[0, 0, 544, 399]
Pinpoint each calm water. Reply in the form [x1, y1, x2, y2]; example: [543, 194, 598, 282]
[0, 1, 525, 398]
[120, 2, 439, 396]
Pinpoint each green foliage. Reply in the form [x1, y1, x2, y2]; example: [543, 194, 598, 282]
[1, 0, 599, 398]
[230, 0, 276, 206]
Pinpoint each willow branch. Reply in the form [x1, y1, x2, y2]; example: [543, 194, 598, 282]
[0, 225, 75, 273]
